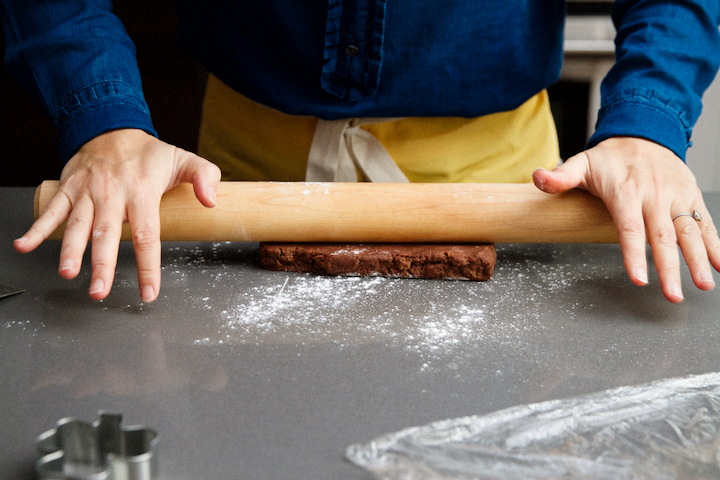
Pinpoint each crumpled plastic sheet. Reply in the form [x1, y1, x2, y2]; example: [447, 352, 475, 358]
[346, 372, 720, 480]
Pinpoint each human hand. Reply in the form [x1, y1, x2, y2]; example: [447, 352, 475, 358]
[533, 137, 720, 303]
[13, 129, 221, 302]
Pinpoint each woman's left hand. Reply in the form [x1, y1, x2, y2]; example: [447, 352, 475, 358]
[533, 136, 720, 302]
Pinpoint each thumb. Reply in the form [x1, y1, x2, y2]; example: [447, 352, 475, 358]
[173, 149, 222, 208]
[532, 152, 590, 194]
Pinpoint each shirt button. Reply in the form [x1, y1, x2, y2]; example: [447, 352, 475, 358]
[345, 45, 360, 57]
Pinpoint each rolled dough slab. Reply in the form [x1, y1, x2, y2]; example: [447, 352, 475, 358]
[258, 243, 496, 281]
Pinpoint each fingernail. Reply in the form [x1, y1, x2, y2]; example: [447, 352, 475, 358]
[14, 236, 27, 245]
[635, 268, 648, 285]
[89, 278, 105, 295]
[141, 285, 155, 303]
[59, 259, 74, 272]
[670, 283, 684, 301]
[207, 187, 217, 207]
[701, 272, 715, 287]
[532, 170, 544, 190]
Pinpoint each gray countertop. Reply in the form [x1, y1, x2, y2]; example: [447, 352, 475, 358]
[2, 187, 720, 479]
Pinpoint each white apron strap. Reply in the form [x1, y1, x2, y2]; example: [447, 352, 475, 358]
[306, 118, 410, 183]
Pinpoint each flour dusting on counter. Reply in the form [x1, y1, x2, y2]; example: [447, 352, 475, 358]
[161, 243, 628, 360]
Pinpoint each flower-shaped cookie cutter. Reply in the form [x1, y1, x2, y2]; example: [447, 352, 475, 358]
[36, 411, 159, 480]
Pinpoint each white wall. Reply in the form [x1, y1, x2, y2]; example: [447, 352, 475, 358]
[686, 75, 720, 192]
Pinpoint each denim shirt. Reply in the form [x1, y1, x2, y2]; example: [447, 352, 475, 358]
[1, 0, 719, 163]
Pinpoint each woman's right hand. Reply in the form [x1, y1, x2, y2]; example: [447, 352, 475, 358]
[14, 128, 222, 302]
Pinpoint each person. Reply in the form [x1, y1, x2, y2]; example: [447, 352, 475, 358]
[3, 0, 720, 304]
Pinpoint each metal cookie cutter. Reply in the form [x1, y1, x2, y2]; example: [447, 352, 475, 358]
[36, 412, 159, 480]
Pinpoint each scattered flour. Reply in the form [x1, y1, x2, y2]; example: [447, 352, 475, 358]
[4, 242, 622, 364]
[160, 243, 622, 360]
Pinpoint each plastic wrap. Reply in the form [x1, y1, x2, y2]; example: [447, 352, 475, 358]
[346, 372, 720, 480]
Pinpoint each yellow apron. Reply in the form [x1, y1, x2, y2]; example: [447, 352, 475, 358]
[198, 74, 560, 183]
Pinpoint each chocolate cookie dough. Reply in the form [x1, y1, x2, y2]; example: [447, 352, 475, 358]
[258, 243, 496, 281]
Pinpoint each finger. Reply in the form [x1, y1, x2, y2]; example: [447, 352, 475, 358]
[674, 207, 715, 291]
[532, 152, 589, 194]
[174, 150, 221, 207]
[697, 208, 720, 273]
[14, 191, 73, 253]
[128, 196, 162, 303]
[88, 201, 125, 301]
[58, 196, 95, 279]
[646, 211, 684, 303]
[610, 199, 650, 288]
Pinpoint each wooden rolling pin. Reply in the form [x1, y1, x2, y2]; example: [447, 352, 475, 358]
[34, 180, 619, 244]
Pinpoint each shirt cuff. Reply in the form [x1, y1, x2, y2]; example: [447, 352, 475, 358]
[587, 88, 691, 162]
[53, 80, 157, 162]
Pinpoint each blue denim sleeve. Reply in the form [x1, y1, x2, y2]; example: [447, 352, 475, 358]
[0, 0, 156, 162]
[587, 0, 720, 161]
